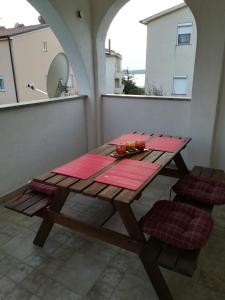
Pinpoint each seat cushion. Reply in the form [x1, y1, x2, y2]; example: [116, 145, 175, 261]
[29, 181, 57, 197]
[172, 175, 225, 205]
[140, 200, 213, 250]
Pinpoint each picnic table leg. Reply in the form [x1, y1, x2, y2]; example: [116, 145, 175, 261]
[173, 153, 189, 176]
[114, 201, 146, 241]
[139, 238, 174, 300]
[33, 187, 69, 247]
[115, 202, 173, 299]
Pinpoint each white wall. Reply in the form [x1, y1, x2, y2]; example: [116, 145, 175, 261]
[145, 6, 197, 97]
[23, 0, 225, 169]
[28, 0, 97, 150]
[187, 0, 225, 168]
[0, 96, 87, 196]
[11, 27, 77, 102]
[105, 55, 116, 93]
[0, 40, 17, 104]
[211, 50, 225, 169]
[102, 94, 191, 145]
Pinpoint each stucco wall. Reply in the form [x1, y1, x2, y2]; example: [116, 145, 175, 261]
[102, 94, 191, 141]
[0, 40, 17, 104]
[11, 27, 76, 102]
[187, 0, 225, 168]
[0, 96, 87, 196]
[105, 56, 116, 93]
[145, 6, 197, 97]
[24, 0, 225, 167]
[211, 52, 225, 169]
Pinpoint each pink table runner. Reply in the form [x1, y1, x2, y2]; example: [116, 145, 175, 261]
[109, 133, 150, 145]
[53, 154, 116, 180]
[145, 137, 185, 153]
[95, 159, 160, 191]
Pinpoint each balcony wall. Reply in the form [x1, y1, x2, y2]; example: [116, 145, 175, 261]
[0, 96, 87, 197]
[101, 94, 191, 161]
[102, 94, 191, 140]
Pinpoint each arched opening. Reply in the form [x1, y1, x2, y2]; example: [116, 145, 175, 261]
[102, 0, 197, 97]
[97, 0, 198, 149]
[28, 0, 91, 97]
[0, 0, 81, 105]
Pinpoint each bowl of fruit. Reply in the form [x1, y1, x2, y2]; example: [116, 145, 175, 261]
[111, 140, 147, 158]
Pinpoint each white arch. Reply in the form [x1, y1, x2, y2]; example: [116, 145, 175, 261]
[93, 0, 130, 144]
[95, 0, 129, 94]
[28, 0, 90, 94]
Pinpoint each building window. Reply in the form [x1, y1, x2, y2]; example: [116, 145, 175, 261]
[42, 41, 48, 52]
[116, 60, 121, 73]
[67, 74, 74, 88]
[115, 78, 120, 88]
[173, 76, 188, 95]
[177, 23, 192, 45]
[0, 76, 5, 91]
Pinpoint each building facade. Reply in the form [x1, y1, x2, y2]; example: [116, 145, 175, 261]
[0, 23, 123, 105]
[0, 24, 77, 104]
[141, 3, 197, 97]
[105, 48, 124, 94]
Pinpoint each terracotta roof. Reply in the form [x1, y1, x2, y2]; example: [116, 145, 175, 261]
[0, 24, 49, 39]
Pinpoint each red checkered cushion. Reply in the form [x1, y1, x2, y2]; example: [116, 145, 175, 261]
[29, 181, 57, 197]
[172, 175, 225, 205]
[140, 200, 213, 250]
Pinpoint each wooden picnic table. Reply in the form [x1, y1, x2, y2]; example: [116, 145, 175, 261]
[31, 133, 191, 300]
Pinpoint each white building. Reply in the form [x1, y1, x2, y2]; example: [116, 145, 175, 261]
[141, 3, 197, 97]
[105, 48, 124, 94]
[0, 23, 123, 105]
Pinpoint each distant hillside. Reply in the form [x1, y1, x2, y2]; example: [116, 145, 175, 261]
[123, 69, 145, 75]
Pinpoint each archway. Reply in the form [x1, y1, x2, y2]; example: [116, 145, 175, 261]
[95, 0, 197, 145]
[96, 0, 197, 98]
[28, 0, 90, 95]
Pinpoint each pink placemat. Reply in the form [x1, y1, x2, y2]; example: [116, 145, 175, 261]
[95, 159, 160, 191]
[53, 154, 116, 180]
[145, 137, 185, 153]
[109, 133, 151, 145]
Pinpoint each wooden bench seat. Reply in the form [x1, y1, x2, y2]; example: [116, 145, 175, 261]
[5, 190, 50, 217]
[174, 165, 225, 210]
[141, 237, 200, 277]
[5, 188, 116, 226]
[140, 166, 224, 279]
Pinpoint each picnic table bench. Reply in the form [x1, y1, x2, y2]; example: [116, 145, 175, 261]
[5, 133, 220, 300]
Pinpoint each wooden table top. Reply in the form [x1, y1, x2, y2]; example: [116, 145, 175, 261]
[33, 134, 191, 204]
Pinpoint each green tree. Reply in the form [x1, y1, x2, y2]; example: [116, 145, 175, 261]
[122, 79, 145, 95]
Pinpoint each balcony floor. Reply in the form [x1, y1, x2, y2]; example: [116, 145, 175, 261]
[0, 176, 225, 300]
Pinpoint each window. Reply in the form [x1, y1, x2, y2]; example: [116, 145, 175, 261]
[115, 78, 120, 88]
[42, 41, 48, 52]
[177, 23, 192, 45]
[116, 60, 121, 73]
[173, 76, 188, 95]
[0, 76, 5, 91]
[67, 74, 74, 88]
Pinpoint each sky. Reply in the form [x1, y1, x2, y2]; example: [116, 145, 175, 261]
[0, 0, 183, 70]
[106, 0, 183, 69]
[0, 0, 39, 27]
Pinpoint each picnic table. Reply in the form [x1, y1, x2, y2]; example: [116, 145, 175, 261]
[8, 133, 192, 300]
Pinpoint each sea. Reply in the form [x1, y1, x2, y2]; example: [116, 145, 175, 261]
[133, 73, 145, 88]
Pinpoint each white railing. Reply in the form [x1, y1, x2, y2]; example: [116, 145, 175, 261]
[0, 95, 87, 197]
[101, 94, 191, 143]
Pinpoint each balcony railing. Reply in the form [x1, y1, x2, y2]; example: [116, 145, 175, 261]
[0, 95, 87, 197]
[101, 94, 191, 143]
[0, 93, 192, 198]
